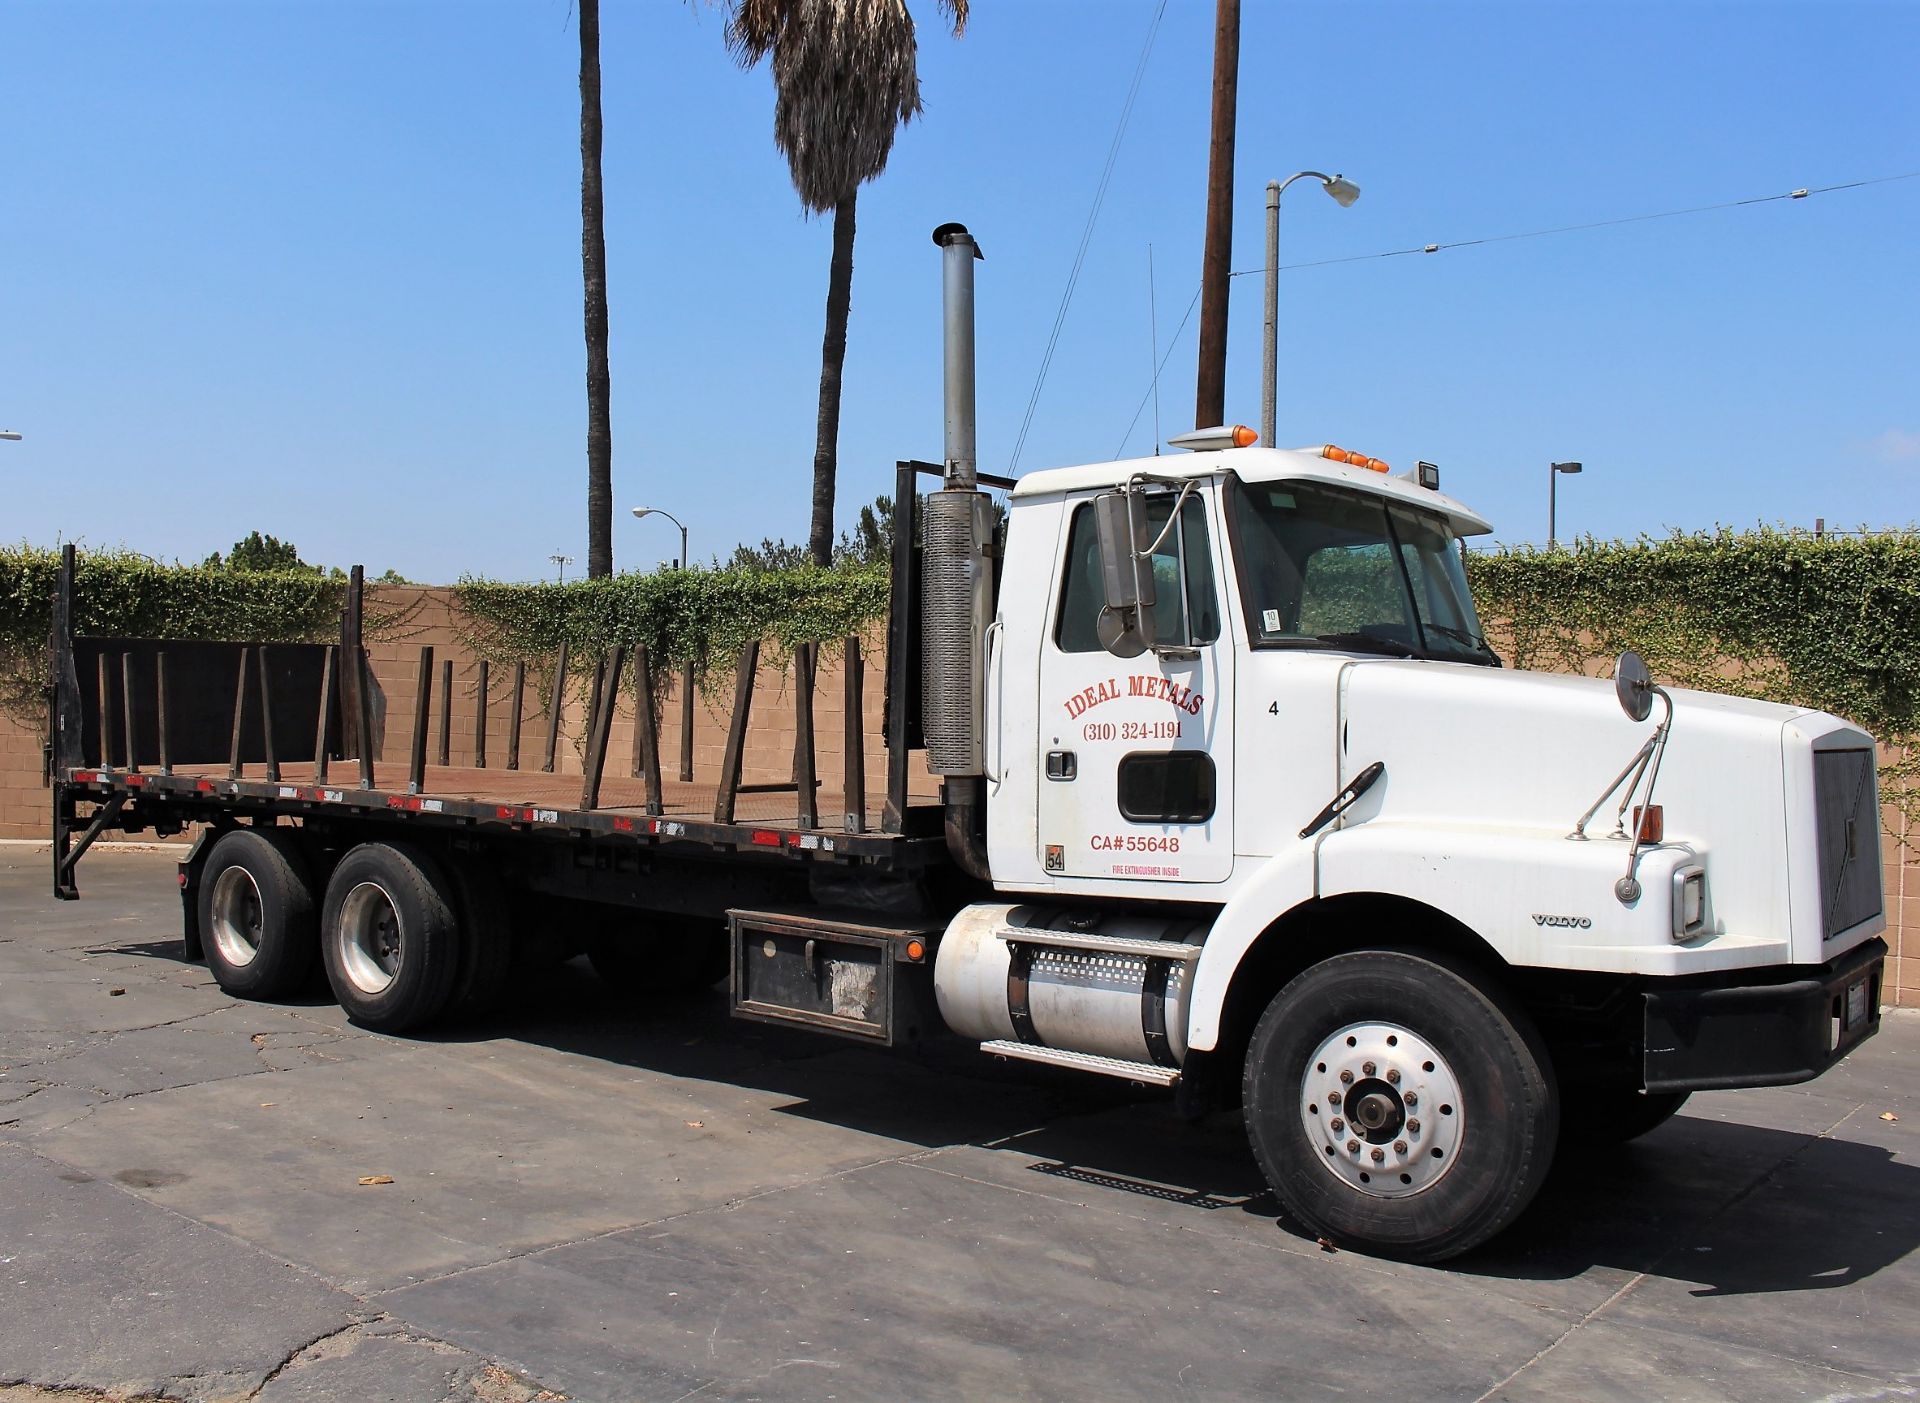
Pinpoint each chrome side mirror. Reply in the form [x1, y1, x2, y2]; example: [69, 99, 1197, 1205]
[1093, 490, 1156, 658]
[1614, 650, 1654, 722]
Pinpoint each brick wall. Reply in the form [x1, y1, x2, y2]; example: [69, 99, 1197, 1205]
[5, 586, 1912, 1005]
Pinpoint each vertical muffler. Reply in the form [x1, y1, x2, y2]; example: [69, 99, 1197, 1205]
[925, 223, 994, 880]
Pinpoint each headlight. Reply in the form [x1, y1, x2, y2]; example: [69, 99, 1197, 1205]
[1672, 865, 1707, 942]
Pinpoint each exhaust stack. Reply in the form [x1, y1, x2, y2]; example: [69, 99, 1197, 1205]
[923, 224, 994, 880]
[936, 223, 982, 488]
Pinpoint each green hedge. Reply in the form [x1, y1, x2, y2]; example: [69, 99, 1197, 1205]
[452, 563, 890, 682]
[4, 534, 1914, 829]
[0, 545, 349, 716]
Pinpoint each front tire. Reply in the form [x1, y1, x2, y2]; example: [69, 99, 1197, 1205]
[320, 842, 462, 1033]
[1242, 950, 1558, 1263]
[198, 828, 318, 1000]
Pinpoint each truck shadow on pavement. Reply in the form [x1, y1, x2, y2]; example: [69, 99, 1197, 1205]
[90, 935, 1919, 1303]
[465, 959, 1920, 1302]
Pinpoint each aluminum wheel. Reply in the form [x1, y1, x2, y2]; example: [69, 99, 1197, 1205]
[208, 864, 265, 970]
[1300, 1020, 1465, 1198]
[334, 881, 404, 996]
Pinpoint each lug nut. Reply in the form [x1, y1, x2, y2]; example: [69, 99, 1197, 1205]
[1406, 1118, 1421, 1134]
[1403, 1092, 1418, 1108]
[1362, 1061, 1376, 1076]
[1328, 1090, 1342, 1106]
[1339, 1070, 1354, 1085]
[1386, 1068, 1400, 1085]
[1330, 1118, 1345, 1133]
[1370, 1148, 1386, 1164]
[1393, 1140, 1408, 1154]
[1346, 1140, 1360, 1154]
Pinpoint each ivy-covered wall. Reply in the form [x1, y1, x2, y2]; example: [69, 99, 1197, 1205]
[0, 546, 350, 720]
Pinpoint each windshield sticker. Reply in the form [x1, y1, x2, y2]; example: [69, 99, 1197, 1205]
[1262, 608, 1282, 631]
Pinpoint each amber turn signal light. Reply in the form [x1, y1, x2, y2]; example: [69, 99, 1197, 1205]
[1633, 805, 1664, 844]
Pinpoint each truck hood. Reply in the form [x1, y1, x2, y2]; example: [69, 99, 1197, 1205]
[1332, 658, 1880, 962]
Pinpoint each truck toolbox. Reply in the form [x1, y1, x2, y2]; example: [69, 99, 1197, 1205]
[1643, 937, 1886, 1092]
[728, 907, 941, 1046]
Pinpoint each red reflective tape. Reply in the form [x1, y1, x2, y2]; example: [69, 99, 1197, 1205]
[750, 830, 781, 847]
[196, 780, 216, 792]
[613, 817, 634, 832]
[496, 806, 517, 820]
[127, 774, 146, 786]
[785, 832, 802, 847]
[386, 797, 406, 810]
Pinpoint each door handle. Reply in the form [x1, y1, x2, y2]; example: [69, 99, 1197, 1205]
[1045, 750, 1077, 781]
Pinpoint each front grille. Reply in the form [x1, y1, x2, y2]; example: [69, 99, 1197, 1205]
[1813, 748, 1883, 940]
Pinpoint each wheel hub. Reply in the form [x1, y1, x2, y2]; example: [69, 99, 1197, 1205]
[1301, 1021, 1464, 1198]
[336, 882, 404, 996]
[208, 866, 264, 969]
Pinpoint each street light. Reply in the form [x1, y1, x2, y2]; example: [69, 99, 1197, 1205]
[548, 553, 574, 583]
[630, 506, 695, 783]
[630, 506, 688, 572]
[1263, 171, 1361, 448]
[0, 431, 21, 441]
[1548, 462, 1583, 548]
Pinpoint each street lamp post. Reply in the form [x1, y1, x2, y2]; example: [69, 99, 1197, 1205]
[548, 553, 574, 583]
[1548, 462, 1583, 548]
[0, 431, 22, 441]
[1263, 171, 1360, 448]
[631, 507, 695, 783]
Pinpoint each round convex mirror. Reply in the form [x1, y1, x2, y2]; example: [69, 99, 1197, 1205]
[1097, 606, 1148, 659]
[1614, 650, 1654, 722]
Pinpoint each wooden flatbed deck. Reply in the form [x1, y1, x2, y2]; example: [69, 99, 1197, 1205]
[58, 761, 944, 870]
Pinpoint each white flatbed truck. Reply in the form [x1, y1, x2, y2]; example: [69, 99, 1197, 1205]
[50, 223, 1887, 1261]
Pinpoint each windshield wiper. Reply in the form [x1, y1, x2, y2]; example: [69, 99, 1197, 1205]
[1422, 622, 1495, 655]
[1308, 631, 1416, 658]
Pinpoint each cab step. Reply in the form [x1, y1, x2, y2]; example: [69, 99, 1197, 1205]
[979, 1039, 1182, 1087]
[993, 929, 1203, 962]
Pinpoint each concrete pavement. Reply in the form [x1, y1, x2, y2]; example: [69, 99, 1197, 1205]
[2, 846, 1916, 1402]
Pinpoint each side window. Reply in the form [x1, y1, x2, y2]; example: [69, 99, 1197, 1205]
[1054, 494, 1221, 653]
[1118, 751, 1216, 823]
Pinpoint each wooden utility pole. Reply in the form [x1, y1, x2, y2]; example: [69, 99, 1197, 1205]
[1194, 0, 1241, 429]
[580, 0, 614, 578]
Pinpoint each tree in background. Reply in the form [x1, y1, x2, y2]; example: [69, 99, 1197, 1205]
[202, 533, 409, 582]
[726, 0, 968, 568]
[205, 532, 314, 573]
[580, 0, 615, 578]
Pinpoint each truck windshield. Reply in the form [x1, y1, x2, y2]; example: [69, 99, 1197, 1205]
[1228, 478, 1497, 665]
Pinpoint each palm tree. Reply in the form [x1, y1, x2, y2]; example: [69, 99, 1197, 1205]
[727, 0, 967, 567]
[580, 0, 614, 578]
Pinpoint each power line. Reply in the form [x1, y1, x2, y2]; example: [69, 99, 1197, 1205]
[1115, 282, 1201, 458]
[1006, 0, 1169, 476]
[1229, 170, 1920, 278]
[1111, 170, 1917, 456]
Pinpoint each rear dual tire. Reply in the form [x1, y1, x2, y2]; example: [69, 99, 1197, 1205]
[320, 842, 462, 1034]
[199, 828, 318, 1000]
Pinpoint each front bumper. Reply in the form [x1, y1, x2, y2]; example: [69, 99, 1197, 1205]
[1642, 937, 1886, 1093]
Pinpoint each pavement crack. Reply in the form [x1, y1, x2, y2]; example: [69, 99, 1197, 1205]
[242, 1320, 369, 1399]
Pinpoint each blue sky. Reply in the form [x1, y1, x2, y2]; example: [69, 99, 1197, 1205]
[3, 0, 1916, 581]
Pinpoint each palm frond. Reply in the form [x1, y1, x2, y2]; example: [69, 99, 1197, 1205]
[725, 0, 968, 211]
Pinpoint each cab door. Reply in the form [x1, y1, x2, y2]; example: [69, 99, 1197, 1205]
[1036, 485, 1235, 883]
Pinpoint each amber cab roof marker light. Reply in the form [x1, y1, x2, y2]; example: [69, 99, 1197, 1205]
[1168, 425, 1259, 452]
